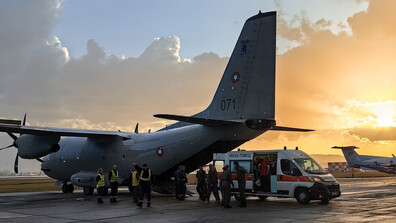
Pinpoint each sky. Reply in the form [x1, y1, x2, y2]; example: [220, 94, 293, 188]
[1, 0, 396, 172]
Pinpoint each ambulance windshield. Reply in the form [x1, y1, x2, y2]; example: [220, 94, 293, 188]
[294, 158, 326, 174]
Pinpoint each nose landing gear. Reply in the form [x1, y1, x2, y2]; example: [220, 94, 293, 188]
[62, 183, 74, 193]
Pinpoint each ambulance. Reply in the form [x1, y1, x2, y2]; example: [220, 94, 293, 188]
[212, 147, 341, 204]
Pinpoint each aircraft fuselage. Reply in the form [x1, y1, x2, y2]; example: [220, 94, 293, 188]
[41, 123, 264, 187]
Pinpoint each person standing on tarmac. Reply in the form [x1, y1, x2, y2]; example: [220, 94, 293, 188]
[108, 165, 119, 203]
[96, 168, 105, 203]
[129, 166, 139, 203]
[133, 163, 152, 208]
[234, 161, 247, 207]
[175, 165, 188, 200]
[206, 166, 220, 204]
[220, 165, 233, 208]
[196, 165, 207, 201]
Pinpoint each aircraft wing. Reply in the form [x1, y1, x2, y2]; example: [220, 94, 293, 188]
[0, 123, 132, 139]
[359, 164, 396, 174]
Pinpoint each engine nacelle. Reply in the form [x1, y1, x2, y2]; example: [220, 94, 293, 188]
[70, 171, 101, 187]
[16, 134, 60, 159]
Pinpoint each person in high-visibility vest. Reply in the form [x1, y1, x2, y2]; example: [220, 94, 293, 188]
[133, 163, 152, 208]
[128, 166, 139, 203]
[108, 165, 119, 203]
[96, 168, 105, 203]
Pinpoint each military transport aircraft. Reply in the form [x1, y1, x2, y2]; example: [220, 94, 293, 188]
[0, 11, 312, 195]
[332, 146, 396, 174]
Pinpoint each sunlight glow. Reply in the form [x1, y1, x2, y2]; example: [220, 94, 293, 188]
[368, 102, 396, 127]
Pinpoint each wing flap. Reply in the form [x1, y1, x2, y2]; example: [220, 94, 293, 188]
[0, 119, 21, 125]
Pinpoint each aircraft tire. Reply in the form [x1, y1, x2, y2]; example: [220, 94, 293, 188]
[234, 194, 241, 201]
[67, 184, 74, 193]
[258, 196, 268, 200]
[61, 184, 68, 193]
[83, 186, 94, 195]
[295, 188, 310, 204]
[320, 197, 330, 204]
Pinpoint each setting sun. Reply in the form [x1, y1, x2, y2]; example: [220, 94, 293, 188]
[368, 101, 396, 127]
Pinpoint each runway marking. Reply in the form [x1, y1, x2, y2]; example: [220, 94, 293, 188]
[341, 189, 392, 195]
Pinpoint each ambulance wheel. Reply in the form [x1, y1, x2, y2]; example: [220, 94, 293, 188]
[258, 196, 268, 200]
[320, 197, 330, 204]
[103, 187, 108, 195]
[234, 194, 241, 201]
[295, 188, 310, 204]
[61, 184, 68, 193]
[67, 184, 74, 193]
[83, 186, 94, 195]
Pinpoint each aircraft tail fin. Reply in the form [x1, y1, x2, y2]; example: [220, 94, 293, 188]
[332, 146, 360, 167]
[196, 11, 276, 121]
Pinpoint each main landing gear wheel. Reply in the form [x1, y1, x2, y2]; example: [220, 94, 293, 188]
[295, 188, 311, 204]
[258, 196, 268, 200]
[320, 197, 330, 204]
[62, 184, 74, 193]
[83, 186, 94, 195]
[62, 184, 68, 193]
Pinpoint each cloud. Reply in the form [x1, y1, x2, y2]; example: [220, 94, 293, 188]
[250, 0, 396, 156]
[139, 36, 191, 64]
[349, 127, 396, 141]
[1, 0, 396, 172]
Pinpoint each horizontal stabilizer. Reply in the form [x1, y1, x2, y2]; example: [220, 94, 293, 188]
[332, 146, 359, 150]
[153, 114, 240, 126]
[270, 126, 314, 132]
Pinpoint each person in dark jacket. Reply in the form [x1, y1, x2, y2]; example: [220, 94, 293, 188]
[175, 165, 188, 200]
[133, 163, 152, 207]
[196, 165, 207, 201]
[220, 165, 234, 208]
[96, 168, 105, 203]
[206, 166, 220, 204]
[234, 161, 248, 207]
[108, 165, 119, 203]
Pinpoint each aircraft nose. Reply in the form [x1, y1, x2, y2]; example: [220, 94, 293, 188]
[40, 155, 51, 172]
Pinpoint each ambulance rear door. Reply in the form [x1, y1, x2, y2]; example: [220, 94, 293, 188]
[228, 152, 254, 190]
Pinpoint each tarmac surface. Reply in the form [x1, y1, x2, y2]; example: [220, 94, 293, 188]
[0, 177, 395, 223]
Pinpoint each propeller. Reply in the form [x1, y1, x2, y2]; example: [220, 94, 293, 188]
[134, 123, 139, 134]
[14, 153, 18, 174]
[0, 144, 14, 151]
[0, 114, 26, 173]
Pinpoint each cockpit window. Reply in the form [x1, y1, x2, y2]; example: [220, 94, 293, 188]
[294, 158, 326, 174]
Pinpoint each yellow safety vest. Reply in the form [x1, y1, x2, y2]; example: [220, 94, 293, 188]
[132, 171, 139, 186]
[140, 169, 151, 181]
[97, 174, 105, 188]
[110, 170, 118, 183]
